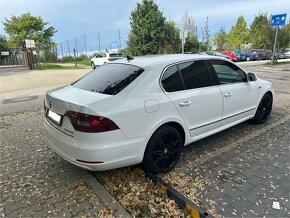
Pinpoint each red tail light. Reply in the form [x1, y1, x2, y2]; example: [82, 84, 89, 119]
[65, 111, 119, 133]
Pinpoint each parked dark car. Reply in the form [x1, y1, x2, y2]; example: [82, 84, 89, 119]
[234, 50, 247, 61]
[242, 50, 258, 61]
[251, 49, 271, 60]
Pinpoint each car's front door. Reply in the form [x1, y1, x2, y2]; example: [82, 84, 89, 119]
[209, 59, 258, 127]
[161, 60, 223, 139]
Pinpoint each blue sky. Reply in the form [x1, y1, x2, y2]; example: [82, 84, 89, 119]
[0, 0, 289, 52]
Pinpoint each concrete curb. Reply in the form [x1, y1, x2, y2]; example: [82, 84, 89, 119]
[74, 168, 132, 217]
[134, 168, 210, 218]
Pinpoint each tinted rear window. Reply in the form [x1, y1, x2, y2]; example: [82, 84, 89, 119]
[72, 64, 144, 95]
[109, 53, 122, 57]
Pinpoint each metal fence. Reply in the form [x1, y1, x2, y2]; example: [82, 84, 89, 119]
[0, 48, 28, 67]
[54, 29, 129, 61]
[0, 47, 41, 69]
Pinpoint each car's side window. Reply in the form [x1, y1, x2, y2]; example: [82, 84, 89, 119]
[211, 60, 247, 84]
[178, 60, 213, 90]
[161, 65, 184, 92]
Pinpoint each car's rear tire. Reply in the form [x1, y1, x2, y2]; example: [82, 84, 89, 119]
[91, 62, 96, 69]
[251, 93, 273, 124]
[142, 126, 183, 174]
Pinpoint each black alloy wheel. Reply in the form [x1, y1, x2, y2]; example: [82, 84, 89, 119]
[252, 93, 273, 124]
[91, 62, 96, 69]
[142, 126, 182, 174]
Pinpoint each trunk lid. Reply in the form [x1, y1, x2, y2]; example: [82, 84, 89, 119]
[45, 85, 111, 136]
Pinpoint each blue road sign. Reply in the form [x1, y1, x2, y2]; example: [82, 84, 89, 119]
[271, 14, 287, 27]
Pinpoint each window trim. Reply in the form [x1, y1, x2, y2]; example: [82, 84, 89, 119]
[159, 64, 185, 93]
[208, 59, 248, 86]
[160, 59, 216, 93]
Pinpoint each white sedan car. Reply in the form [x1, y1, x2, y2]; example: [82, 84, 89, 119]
[90, 52, 123, 69]
[44, 54, 274, 174]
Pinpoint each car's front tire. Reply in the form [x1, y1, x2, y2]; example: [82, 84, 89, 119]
[142, 126, 183, 174]
[91, 62, 96, 69]
[251, 93, 273, 124]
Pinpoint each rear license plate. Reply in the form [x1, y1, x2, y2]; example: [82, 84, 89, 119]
[46, 109, 63, 126]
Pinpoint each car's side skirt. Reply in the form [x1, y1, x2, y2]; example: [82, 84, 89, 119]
[185, 108, 256, 146]
[189, 107, 256, 132]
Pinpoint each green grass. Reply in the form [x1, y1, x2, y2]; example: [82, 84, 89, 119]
[41, 63, 86, 70]
[76, 59, 91, 65]
[60, 58, 91, 66]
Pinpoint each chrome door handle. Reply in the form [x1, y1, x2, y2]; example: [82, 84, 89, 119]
[179, 101, 191, 106]
[224, 93, 233, 97]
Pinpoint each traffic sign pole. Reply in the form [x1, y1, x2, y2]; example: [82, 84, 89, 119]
[271, 27, 279, 64]
[182, 31, 185, 54]
[270, 13, 287, 64]
[180, 30, 188, 54]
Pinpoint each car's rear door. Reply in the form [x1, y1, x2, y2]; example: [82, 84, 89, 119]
[208, 59, 258, 127]
[162, 60, 223, 138]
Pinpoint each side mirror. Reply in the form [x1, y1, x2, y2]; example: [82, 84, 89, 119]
[248, 72, 257, 81]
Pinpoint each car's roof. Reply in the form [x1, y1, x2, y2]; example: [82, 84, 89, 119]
[112, 54, 225, 68]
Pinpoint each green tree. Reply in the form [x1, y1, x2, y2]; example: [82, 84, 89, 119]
[276, 21, 290, 50]
[228, 16, 249, 50]
[213, 27, 228, 50]
[249, 13, 272, 49]
[3, 12, 57, 49]
[0, 35, 8, 50]
[127, 0, 168, 55]
[163, 21, 180, 53]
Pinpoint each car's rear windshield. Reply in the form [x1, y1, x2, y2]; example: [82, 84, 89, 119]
[72, 63, 144, 95]
[109, 53, 122, 57]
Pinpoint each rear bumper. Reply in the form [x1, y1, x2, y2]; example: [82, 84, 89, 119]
[44, 117, 147, 171]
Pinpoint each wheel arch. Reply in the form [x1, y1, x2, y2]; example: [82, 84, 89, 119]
[146, 120, 188, 148]
[159, 122, 186, 145]
[265, 90, 273, 99]
[254, 88, 274, 115]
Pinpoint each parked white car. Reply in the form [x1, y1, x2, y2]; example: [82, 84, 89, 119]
[44, 54, 274, 174]
[90, 52, 123, 69]
[285, 48, 290, 58]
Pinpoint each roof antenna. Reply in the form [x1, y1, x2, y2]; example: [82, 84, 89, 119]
[127, 56, 134, 61]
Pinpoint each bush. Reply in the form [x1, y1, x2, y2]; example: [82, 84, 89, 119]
[59, 56, 74, 62]
[77, 54, 88, 61]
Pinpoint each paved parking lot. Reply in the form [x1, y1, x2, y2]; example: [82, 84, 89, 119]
[0, 61, 289, 217]
[0, 111, 130, 217]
